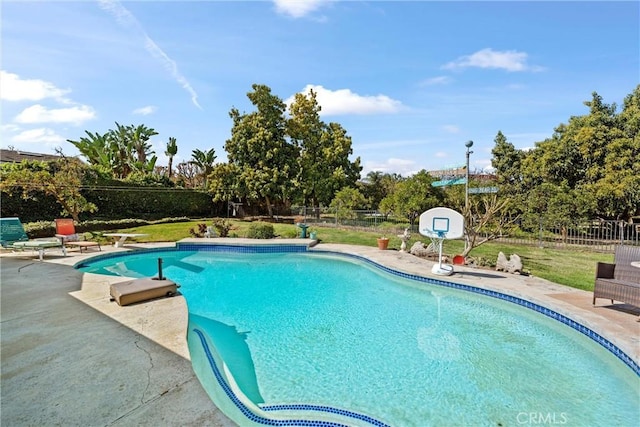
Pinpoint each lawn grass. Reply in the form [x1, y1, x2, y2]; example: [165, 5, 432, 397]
[102, 218, 613, 292]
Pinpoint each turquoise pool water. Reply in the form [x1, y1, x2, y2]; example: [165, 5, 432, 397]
[79, 249, 640, 426]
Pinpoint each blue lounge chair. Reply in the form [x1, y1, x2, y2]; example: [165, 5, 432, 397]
[0, 217, 66, 261]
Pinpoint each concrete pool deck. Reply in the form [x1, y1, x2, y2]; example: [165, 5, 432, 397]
[1, 239, 638, 426]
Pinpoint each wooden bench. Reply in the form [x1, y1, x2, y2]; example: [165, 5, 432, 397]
[593, 245, 640, 308]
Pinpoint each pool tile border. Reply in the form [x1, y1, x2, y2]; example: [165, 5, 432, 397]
[193, 328, 388, 427]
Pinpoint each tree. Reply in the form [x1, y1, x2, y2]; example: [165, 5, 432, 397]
[224, 84, 298, 216]
[329, 187, 367, 220]
[462, 194, 519, 257]
[68, 122, 159, 179]
[174, 161, 200, 188]
[378, 170, 444, 224]
[508, 86, 640, 221]
[287, 88, 362, 210]
[0, 158, 97, 222]
[190, 148, 217, 189]
[130, 124, 158, 165]
[66, 130, 113, 171]
[358, 171, 404, 209]
[165, 137, 178, 178]
[491, 131, 523, 193]
[582, 86, 640, 220]
[208, 162, 245, 206]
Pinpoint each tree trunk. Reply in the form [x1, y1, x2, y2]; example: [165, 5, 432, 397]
[265, 196, 273, 217]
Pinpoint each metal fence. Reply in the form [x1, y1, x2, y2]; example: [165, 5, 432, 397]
[289, 207, 640, 253]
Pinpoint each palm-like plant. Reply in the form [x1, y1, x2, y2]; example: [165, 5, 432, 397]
[67, 130, 113, 170]
[190, 148, 217, 188]
[131, 124, 158, 164]
[69, 122, 159, 179]
[165, 137, 178, 178]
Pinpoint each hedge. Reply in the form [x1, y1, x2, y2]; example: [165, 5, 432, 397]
[1, 187, 224, 222]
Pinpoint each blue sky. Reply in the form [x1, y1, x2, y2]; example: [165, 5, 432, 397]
[1, 1, 638, 177]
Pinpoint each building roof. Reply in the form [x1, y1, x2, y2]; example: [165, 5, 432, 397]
[0, 149, 63, 164]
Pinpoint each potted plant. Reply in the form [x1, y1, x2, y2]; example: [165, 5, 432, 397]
[377, 236, 390, 250]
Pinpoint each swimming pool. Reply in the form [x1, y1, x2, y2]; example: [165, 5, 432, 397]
[78, 245, 640, 426]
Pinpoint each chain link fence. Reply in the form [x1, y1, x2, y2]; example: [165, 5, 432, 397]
[288, 207, 640, 253]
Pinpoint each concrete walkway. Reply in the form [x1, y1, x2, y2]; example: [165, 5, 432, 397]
[1, 241, 638, 426]
[1, 243, 235, 427]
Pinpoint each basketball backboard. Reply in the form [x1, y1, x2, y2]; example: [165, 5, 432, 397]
[419, 207, 464, 239]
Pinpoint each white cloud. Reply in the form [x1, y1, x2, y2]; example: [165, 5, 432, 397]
[435, 151, 449, 158]
[98, 0, 201, 109]
[0, 71, 70, 102]
[419, 76, 452, 86]
[133, 105, 157, 115]
[363, 158, 419, 177]
[273, 0, 329, 18]
[1, 124, 21, 133]
[442, 125, 460, 134]
[288, 85, 403, 116]
[358, 139, 426, 151]
[443, 48, 539, 72]
[15, 104, 96, 125]
[11, 128, 66, 144]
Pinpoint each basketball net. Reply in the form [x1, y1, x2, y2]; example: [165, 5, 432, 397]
[427, 231, 446, 266]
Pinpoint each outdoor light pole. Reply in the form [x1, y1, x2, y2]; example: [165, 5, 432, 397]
[465, 140, 474, 210]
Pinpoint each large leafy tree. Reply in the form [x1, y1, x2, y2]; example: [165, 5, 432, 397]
[358, 171, 404, 209]
[379, 170, 444, 224]
[581, 87, 640, 219]
[493, 86, 640, 222]
[287, 88, 362, 210]
[491, 131, 523, 194]
[224, 84, 298, 216]
[329, 187, 367, 220]
[0, 158, 97, 222]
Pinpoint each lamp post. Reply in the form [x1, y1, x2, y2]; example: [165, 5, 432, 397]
[465, 140, 474, 210]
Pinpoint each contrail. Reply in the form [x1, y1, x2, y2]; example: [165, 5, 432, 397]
[98, 0, 202, 109]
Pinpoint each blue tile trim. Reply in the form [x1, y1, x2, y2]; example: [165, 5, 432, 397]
[314, 251, 640, 377]
[73, 246, 178, 269]
[177, 243, 308, 253]
[193, 328, 389, 427]
[74, 244, 306, 269]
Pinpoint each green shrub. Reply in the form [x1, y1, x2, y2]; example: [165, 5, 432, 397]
[282, 229, 298, 238]
[247, 222, 275, 239]
[213, 219, 233, 237]
[22, 217, 192, 238]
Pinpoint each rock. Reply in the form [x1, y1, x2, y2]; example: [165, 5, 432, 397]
[496, 251, 509, 271]
[508, 254, 523, 274]
[496, 251, 523, 274]
[410, 241, 437, 257]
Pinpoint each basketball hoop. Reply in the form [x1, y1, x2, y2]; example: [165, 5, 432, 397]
[418, 207, 464, 276]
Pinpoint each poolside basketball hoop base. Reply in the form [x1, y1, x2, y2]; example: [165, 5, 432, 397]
[432, 263, 454, 276]
[419, 207, 465, 276]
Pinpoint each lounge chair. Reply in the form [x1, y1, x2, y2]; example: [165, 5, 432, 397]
[593, 244, 640, 309]
[55, 218, 101, 253]
[0, 217, 66, 261]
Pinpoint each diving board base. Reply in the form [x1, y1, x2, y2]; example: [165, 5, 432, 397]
[110, 278, 178, 306]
